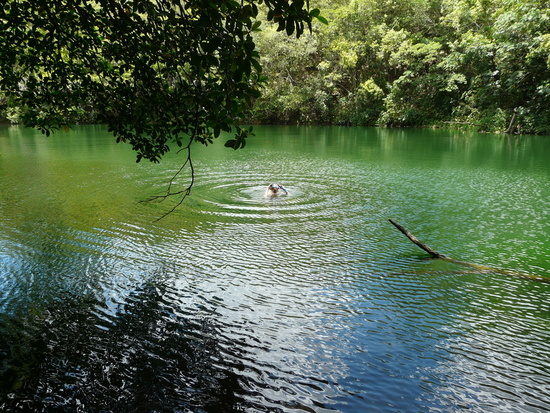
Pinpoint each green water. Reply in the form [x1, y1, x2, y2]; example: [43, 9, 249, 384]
[1, 125, 549, 412]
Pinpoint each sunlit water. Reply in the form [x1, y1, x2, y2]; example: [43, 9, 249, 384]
[1, 125, 549, 412]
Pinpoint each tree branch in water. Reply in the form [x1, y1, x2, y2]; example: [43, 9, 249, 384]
[389, 219, 550, 284]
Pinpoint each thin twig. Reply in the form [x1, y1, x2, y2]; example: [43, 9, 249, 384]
[140, 138, 195, 221]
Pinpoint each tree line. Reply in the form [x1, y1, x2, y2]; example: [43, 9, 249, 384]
[1, 0, 548, 138]
[250, 0, 550, 135]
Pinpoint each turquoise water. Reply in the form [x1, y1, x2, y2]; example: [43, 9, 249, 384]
[1, 125, 549, 412]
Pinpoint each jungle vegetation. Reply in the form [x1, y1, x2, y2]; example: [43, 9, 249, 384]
[2, 0, 549, 139]
[251, 0, 550, 135]
[0, 0, 322, 157]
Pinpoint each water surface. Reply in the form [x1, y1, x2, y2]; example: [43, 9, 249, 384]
[1, 125, 549, 412]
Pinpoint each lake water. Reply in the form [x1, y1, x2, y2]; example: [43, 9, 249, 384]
[1, 125, 549, 412]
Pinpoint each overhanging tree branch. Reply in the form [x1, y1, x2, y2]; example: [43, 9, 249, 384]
[0, 0, 327, 214]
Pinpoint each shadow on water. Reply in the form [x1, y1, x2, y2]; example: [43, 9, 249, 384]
[0, 278, 252, 412]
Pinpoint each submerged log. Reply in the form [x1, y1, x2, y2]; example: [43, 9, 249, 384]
[388, 219, 447, 259]
[389, 219, 550, 284]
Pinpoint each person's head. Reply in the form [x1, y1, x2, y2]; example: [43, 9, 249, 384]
[269, 183, 280, 193]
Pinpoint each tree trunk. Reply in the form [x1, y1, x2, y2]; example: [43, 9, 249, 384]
[504, 108, 518, 134]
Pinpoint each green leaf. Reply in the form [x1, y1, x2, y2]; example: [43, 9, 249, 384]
[251, 58, 262, 73]
[252, 20, 262, 31]
[315, 14, 328, 25]
[248, 88, 261, 98]
[286, 19, 295, 36]
[224, 139, 236, 148]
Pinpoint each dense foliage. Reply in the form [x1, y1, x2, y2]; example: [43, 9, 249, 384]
[0, 0, 321, 162]
[252, 0, 550, 134]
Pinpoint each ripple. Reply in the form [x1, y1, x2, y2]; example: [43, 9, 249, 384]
[2, 127, 550, 412]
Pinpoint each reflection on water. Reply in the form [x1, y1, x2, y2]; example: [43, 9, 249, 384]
[1, 125, 550, 412]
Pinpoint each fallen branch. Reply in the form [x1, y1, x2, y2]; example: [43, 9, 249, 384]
[388, 219, 447, 259]
[389, 219, 550, 284]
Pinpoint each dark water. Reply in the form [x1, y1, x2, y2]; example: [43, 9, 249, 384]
[1, 125, 549, 412]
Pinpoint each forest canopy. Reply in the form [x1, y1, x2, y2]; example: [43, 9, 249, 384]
[252, 0, 550, 135]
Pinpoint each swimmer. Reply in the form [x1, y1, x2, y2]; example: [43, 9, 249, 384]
[264, 183, 289, 197]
